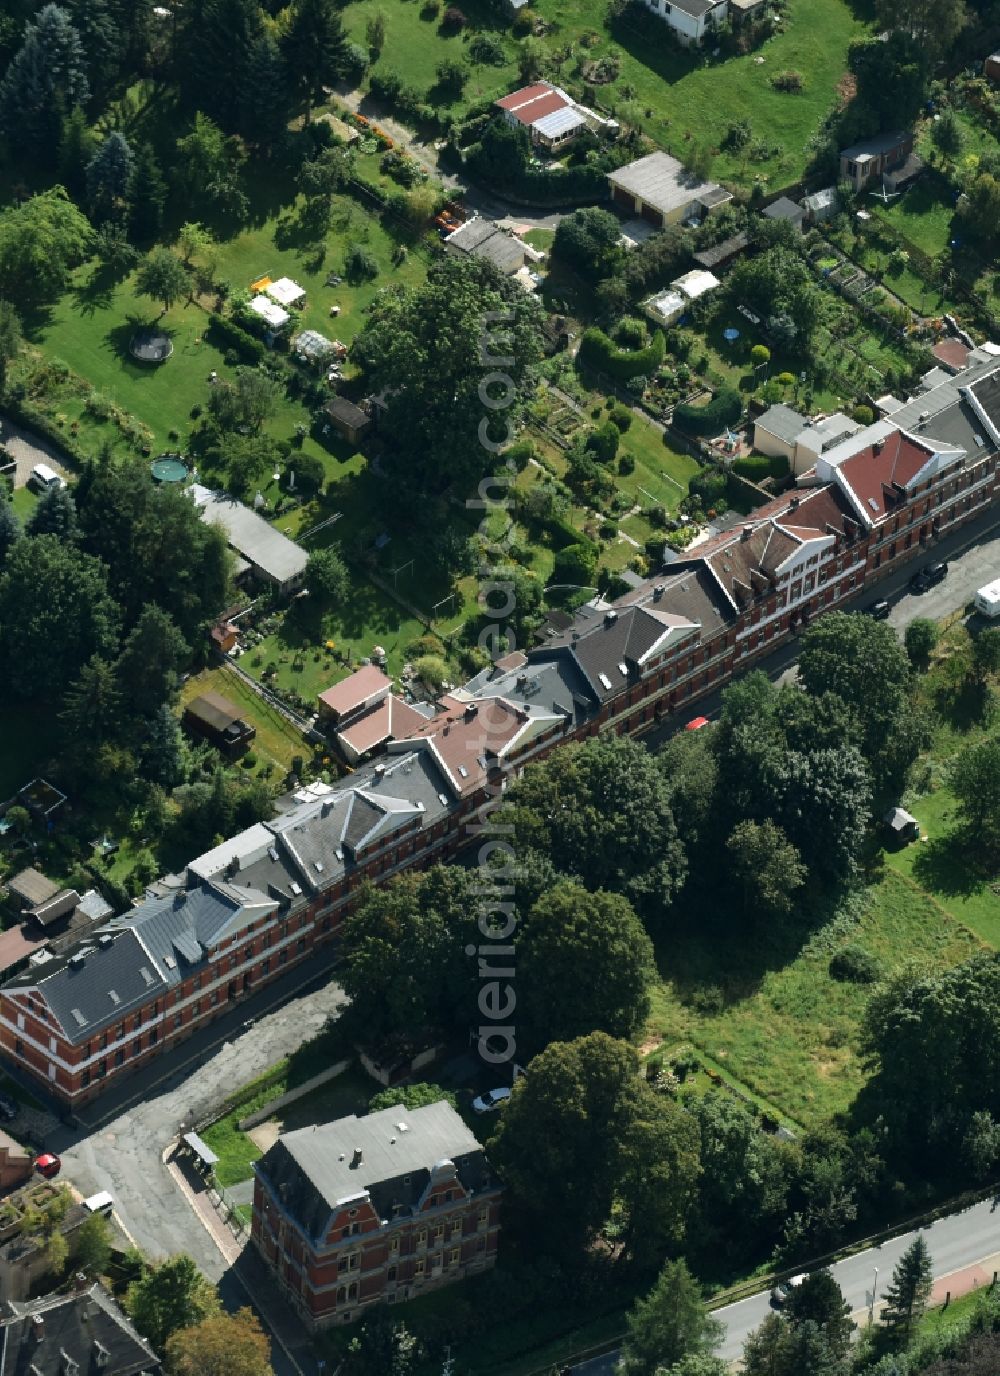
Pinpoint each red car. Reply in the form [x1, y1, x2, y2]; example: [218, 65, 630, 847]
[35, 1153, 60, 1179]
[685, 716, 710, 731]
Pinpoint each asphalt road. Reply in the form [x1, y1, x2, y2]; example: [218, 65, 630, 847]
[575, 1194, 1000, 1374]
[46, 959, 347, 1281]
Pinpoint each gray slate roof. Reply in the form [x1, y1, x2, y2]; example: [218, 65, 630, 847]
[5, 881, 276, 1043]
[189, 485, 307, 586]
[256, 1101, 494, 1241]
[763, 196, 805, 223]
[755, 403, 807, 445]
[1, 1283, 159, 1376]
[608, 151, 725, 218]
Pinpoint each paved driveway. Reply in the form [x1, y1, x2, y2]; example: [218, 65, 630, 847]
[0, 416, 70, 488]
[44, 957, 347, 1282]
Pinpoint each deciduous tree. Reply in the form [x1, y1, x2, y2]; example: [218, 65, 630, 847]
[305, 547, 349, 605]
[165, 1309, 271, 1376]
[126, 1253, 220, 1352]
[0, 300, 23, 396]
[136, 248, 191, 317]
[518, 880, 655, 1055]
[0, 187, 94, 303]
[0, 536, 120, 700]
[951, 737, 1000, 857]
[505, 735, 687, 922]
[350, 254, 544, 497]
[726, 819, 806, 918]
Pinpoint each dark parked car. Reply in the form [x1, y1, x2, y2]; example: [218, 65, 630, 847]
[35, 1154, 60, 1179]
[866, 599, 891, 619]
[911, 561, 948, 593]
[0, 1094, 17, 1122]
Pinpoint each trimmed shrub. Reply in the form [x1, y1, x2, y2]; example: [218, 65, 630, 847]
[578, 326, 665, 381]
[829, 945, 881, 984]
[673, 388, 741, 436]
[731, 452, 790, 482]
[609, 403, 633, 432]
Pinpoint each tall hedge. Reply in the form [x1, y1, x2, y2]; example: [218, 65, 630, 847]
[207, 313, 267, 363]
[673, 388, 742, 436]
[731, 452, 790, 482]
[578, 326, 666, 380]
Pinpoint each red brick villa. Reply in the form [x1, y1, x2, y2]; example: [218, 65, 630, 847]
[252, 1100, 501, 1327]
[2, 351, 999, 1109]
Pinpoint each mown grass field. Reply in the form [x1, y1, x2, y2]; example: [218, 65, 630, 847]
[646, 869, 984, 1129]
[345, 0, 868, 188]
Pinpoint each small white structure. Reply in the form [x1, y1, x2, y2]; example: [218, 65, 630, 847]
[975, 577, 1000, 618]
[672, 269, 720, 303]
[643, 269, 720, 327]
[801, 187, 838, 224]
[249, 295, 290, 329]
[639, 0, 729, 45]
[266, 276, 306, 308]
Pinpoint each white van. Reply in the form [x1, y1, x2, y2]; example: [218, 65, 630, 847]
[83, 1191, 113, 1217]
[975, 579, 1000, 619]
[29, 464, 66, 492]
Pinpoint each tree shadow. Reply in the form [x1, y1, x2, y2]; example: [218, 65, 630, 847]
[911, 828, 996, 900]
[653, 877, 840, 1013]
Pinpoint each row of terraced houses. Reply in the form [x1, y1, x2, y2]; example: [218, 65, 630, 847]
[3, 351, 1000, 1113]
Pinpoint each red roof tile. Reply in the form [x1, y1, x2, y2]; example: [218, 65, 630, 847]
[495, 82, 553, 111]
[836, 430, 939, 521]
[317, 666, 392, 720]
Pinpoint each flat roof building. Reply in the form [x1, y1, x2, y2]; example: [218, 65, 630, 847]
[190, 484, 308, 592]
[608, 151, 731, 228]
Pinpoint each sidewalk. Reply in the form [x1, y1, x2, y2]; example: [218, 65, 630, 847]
[166, 1144, 316, 1376]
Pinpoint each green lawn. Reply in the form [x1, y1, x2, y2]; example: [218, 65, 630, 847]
[10, 487, 38, 524]
[537, 0, 867, 186]
[202, 1062, 377, 1187]
[342, 0, 866, 188]
[344, 0, 522, 112]
[645, 869, 984, 1129]
[179, 666, 307, 774]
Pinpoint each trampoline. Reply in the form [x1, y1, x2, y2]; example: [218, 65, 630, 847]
[151, 454, 188, 484]
[130, 327, 173, 364]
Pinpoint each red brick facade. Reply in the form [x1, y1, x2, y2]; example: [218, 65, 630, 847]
[251, 1171, 501, 1327]
[2, 431, 996, 1110]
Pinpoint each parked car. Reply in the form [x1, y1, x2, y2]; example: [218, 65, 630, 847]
[34, 1153, 60, 1179]
[472, 1088, 511, 1114]
[770, 1274, 807, 1308]
[866, 599, 891, 619]
[0, 1094, 18, 1122]
[911, 561, 948, 593]
[685, 716, 711, 731]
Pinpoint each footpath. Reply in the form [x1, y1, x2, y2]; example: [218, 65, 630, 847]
[166, 1144, 316, 1376]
